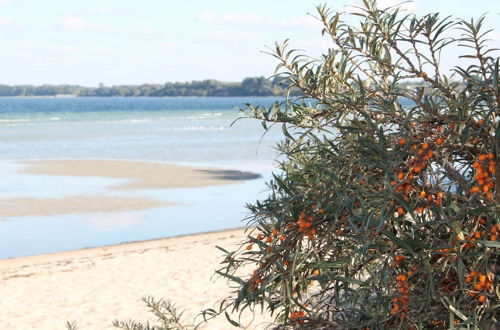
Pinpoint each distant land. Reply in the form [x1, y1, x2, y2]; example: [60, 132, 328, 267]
[0, 77, 299, 97]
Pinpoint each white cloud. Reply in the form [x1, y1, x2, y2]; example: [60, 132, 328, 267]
[79, 7, 132, 16]
[207, 29, 261, 40]
[199, 11, 217, 21]
[199, 11, 321, 29]
[274, 16, 321, 28]
[59, 16, 122, 33]
[60, 16, 87, 30]
[0, 17, 12, 26]
[157, 42, 177, 49]
[349, 0, 418, 13]
[222, 12, 263, 23]
[379, 0, 418, 12]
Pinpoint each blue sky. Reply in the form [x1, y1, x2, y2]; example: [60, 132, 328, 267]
[0, 0, 498, 86]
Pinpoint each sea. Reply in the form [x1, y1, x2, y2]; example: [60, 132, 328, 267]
[0, 97, 284, 259]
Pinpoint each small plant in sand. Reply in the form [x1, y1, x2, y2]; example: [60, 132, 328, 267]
[211, 1, 500, 328]
[112, 297, 193, 330]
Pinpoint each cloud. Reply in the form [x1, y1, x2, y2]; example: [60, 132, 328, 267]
[199, 11, 217, 21]
[59, 16, 122, 32]
[0, 17, 12, 26]
[198, 11, 322, 29]
[79, 7, 132, 16]
[207, 30, 261, 40]
[157, 42, 178, 49]
[378, 0, 418, 12]
[349, 0, 418, 13]
[60, 16, 86, 30]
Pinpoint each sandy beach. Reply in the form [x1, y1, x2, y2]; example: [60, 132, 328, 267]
[0, 228, 273, 329]
[0, 159, 272, 329]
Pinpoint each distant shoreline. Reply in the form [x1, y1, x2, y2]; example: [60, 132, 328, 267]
[0, 76, 299, 97]
[0, 95, 283, 98]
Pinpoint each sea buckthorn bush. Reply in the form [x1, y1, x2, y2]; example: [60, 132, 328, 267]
[213, 1, 500, 328]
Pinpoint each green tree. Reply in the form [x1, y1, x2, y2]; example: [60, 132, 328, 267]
[214, 1, 500, 328]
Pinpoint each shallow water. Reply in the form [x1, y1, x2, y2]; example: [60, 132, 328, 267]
[0, 97, 283, 258]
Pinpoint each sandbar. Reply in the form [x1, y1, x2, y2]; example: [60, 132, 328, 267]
[20, 159, 261, 190]
[0, 195, 169, 218]
[0, 159, 261, 219]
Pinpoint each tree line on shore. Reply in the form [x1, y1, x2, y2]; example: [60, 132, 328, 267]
[0, 76, 298, 97]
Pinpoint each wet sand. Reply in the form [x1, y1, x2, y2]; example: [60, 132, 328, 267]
[0, 159, 260, 219]
[20, 159, 261, 190]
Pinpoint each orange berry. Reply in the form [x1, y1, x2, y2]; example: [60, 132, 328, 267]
[279, 234, 285, 241]
[416, 206, 424, 214]
[478, 295, 486, 303]
[246, 244, 253, 250]
[472, 137, 479, 145]
[397, 206, 404, 216]
[491, 234, 498, 241]
[470, 186, 481, 194]
[407, 270, 414, 277]
[435, 137, 444, 145]
[488, 152, 495, 160]
[266, 236, 272, 243]
[479, 274, 487, 283]
[427, 150, 434, 158]
[257, 234, 263, 240]
[397, 274, 408, 282]
[479, 154, 488, 161]
[419, 191, 426, 198]
[313, 270, 320, 276]
[466, 276, 472, 283]
[399, 138, 407, 145]
[473, 162, 481, 168]
[272, 228, 278, 237]
[491, 224, 499, 234]
[397, 172, 405, 180]
[422, 142, 429, 149]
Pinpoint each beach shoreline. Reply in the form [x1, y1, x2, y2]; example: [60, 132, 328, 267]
[0, 227, 272, 329]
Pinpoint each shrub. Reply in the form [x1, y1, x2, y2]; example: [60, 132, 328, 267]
[214, 1, 500, 328]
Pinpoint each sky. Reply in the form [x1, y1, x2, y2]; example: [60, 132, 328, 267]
[0, 0, 499, 86]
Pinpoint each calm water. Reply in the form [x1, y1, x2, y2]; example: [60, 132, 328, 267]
[0, 97, 284, 258]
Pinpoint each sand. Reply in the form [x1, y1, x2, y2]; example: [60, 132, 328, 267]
[0, 229, 273, 329]
[0, 195, 170, 218]
[0, 159, 261, 219]
[20, 159, 261, 190]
